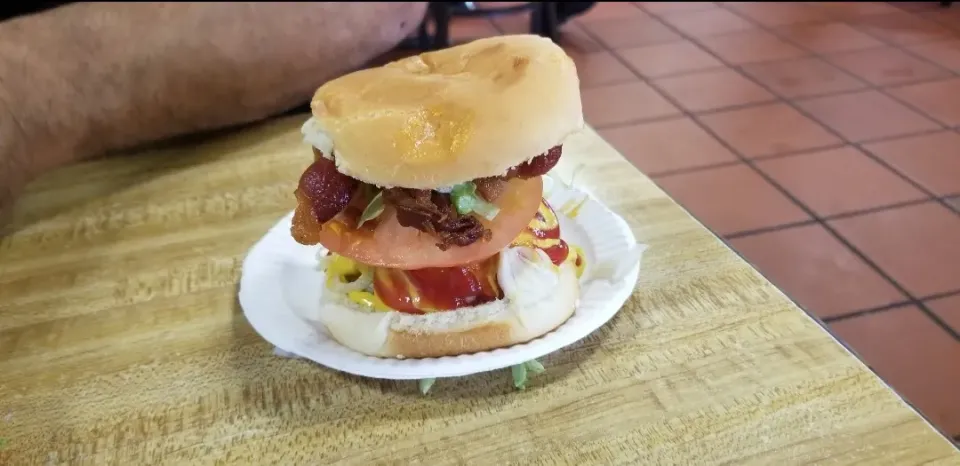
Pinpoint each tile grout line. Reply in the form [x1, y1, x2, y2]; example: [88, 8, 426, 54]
[490, 10, 951, 188]
[750, 10, 960, 121]
[600, 3, 960, 213]
[723, 219, 819, 239]
[722, 197, 938, 239]
[704, 4, 960, 223]
[461, 11, 960, 330]
[823, 286, 960, 323]
[658, 5, 960, 241]
[621, 2, 960, 342]
[821, 300, 916, 323]
[918, 288, 960, 304]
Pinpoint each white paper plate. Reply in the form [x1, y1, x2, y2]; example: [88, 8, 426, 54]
[239, 176, 647, 380]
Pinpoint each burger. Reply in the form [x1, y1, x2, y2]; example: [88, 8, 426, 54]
[291, 34, 585, 359]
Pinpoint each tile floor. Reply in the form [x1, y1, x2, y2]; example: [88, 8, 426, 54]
[438, 1, 960, 443]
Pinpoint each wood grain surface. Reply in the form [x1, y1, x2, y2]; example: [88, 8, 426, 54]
[0, 114, 957, 465]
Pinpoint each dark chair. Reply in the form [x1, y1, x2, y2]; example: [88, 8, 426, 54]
[416, 2, 561, 51]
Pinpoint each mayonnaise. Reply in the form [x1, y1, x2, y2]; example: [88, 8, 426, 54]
[300, 117, 335, 158]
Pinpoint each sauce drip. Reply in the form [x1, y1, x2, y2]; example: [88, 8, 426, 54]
[373, 255, 501, 314]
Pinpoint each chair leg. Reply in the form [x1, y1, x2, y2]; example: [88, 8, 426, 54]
[531, 2, 561, 43]
[429, 2, 452, 50]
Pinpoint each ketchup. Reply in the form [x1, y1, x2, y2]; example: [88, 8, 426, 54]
[540, 241, 570, 266]
[373, 256, 502, 314]
[511, 199, 569, 266]
[371, 199, 572, 314]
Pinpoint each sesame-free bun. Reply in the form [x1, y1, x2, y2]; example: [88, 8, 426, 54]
[318, 261, 580, 359]
[308, 34, 584, 189]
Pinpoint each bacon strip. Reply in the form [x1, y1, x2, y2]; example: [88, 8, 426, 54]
[510, 145, 563, 179]
[382, 188, 491, 250]
[296, 155, 358, 223]
[295, 145, 563, 248]
[476, 145, 563, 202]
[474, 177, 507, 202]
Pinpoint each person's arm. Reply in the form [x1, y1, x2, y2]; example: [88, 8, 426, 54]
[0, 2, 426, 211]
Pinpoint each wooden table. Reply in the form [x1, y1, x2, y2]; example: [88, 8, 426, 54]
[1, 114, 957, 465]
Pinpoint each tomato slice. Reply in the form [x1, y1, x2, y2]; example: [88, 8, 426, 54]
[292, 176, 543, 270]
[372, 255, 502, 313]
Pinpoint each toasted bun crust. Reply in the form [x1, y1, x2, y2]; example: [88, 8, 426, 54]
[308, 34, 584, 189]
[318, 262, 580, 358]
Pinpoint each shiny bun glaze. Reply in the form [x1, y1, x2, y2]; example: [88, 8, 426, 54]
[307, 34, 584, 189]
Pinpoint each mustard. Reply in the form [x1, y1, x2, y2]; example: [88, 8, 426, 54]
[326, 254, 363, 288]
[565, 244, 587, 279]
[325, 254, 393, 312]
[346, 290, 392, 312]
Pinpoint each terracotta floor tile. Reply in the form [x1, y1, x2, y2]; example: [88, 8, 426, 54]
[772, 22, 885, 54]
[825, 46, 952, 86]
[948, 196, 960, 212]
[696, 29, 811, 65]
[699, 103, 842, 158]
[635, 2, 717, 16]
[806, 2, 901, 19]
[655, 164, 810, 235]
[728, 225, 905, 318]
[617, 40, 725, 78]
[917, 8, 960, 34]
[494, 17, 606, 53]
[579, 15, 682, 50]
[796, 90, 940, 142]
[828, 202, 960, 298]
[908, 39, 960, 73]
[741, 56, 868, 98]
[575, 2, 647, 23]
[448, 18, 501, 43]
[652, 68, 776, 113]
[558, 23, 608, 54]
[829, 306, 960, 437]
[490, 10, 536, 34]
[755, 146, 928, 217]
[928, 294, 960, 336]
[849, 12, 956, 46]
[722, 2, 831, 26]
[581, 82, 681, 127]
[887, 78, 960, 127]
[893, 2, 947, 13]
[567, 50, 638, 89]
[599, 117, 739, 175]
[659, 6, 757, 38]
[891, 2, 946, 13]
[863, 131, 960, 197]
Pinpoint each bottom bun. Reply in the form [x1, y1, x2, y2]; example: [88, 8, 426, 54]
[317, 261, 580, 359]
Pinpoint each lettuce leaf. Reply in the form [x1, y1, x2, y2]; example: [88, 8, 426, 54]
[416, 359, 546, 394]
[450, 182, 500, 221]
[356, 190, 384, 228]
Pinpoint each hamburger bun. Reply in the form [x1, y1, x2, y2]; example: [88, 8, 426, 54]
[318, 259, 580, 359]
[306, 34, 584, 189]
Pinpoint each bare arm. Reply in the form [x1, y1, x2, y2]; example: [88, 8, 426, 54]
[0, 2, 426, 213]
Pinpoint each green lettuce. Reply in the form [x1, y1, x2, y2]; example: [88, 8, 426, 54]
[450, 182, 500, 221]
[417, 359, 545, 394]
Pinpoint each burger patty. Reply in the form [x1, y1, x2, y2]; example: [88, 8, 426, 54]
[297, 145, 563, 249]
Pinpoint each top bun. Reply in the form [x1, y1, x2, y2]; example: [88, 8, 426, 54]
[309, 34, 584, 189]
